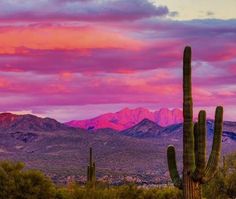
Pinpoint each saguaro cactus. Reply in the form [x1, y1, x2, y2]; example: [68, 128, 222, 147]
[87, 147, 96, 185]
[167, 46, 223, 199]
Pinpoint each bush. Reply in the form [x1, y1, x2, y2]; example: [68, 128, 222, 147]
[54, 183, 182, 199]
[0, 161, 182, 199]
[203, 152, 236, 199]
[0, 161, 55, 199]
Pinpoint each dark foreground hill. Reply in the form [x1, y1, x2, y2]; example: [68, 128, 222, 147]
[0, 113, 235, 184]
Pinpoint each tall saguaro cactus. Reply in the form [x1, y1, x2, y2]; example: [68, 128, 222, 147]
[87, 147, 96, 186]
[167, 46, 223, 199]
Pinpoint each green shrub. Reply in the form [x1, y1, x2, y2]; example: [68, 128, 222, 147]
[203, 152, 236, 199]
[4, 155, 236, 199]
[54, 183, 182, 199]
[0, 161, 55, 199]
[55, 188, 71, 199]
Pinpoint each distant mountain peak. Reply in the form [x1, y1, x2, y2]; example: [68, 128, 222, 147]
[120, 118, 163, 138]
[65, 107, 183, 131]
[0, 112, 16, 116]
[0, 112, 70, 132]
[119, 107, 131, 112]
[0, 112, 18, 119]
[159, 108, 169, 112]
[139, 118, 158, 126]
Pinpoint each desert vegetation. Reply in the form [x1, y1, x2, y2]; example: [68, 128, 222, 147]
[203, 153, 236, 199]
[0, 153, 236, 199]
[0, 160, 183, 199]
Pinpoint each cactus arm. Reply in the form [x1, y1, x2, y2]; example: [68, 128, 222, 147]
[192, 111, 207, 181]
[183, 46, 195, 173]
[167, 145, 183, 189]
[193, 122, 199, 165]
[202, 106, 223, 183]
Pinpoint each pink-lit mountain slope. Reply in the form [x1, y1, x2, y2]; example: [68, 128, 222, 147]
[65, 107, 183, 131]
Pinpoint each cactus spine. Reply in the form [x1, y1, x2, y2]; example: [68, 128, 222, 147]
[167, 46, 223, 199]
[87, 147, 96, 186]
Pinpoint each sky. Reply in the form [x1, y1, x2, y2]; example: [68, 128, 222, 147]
[0, 0, 235, 122]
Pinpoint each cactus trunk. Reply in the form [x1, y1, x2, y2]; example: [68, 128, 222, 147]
[184, 175, 202, 199]
[182, 46, 200, 199]
[87, 147, 96, 187]
[183, 46, 195, 174]
[167, 46, 223, 199]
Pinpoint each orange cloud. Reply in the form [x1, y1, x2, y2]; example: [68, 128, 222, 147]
[0, 26, 144, 54]
[0, 78, 10, 88]
[59, 72, 74, 81]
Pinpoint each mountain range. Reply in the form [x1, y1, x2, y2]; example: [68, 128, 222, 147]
[65, 107, 183, 130]
[0, 110, 235, 184]
[0, 112, 69, 132]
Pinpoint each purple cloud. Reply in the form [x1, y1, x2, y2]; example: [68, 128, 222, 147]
[0, 0, 169, 22]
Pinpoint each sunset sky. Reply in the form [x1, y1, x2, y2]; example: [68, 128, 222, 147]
[0, 0, 235, 121]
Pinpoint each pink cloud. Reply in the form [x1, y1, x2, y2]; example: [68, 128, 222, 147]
[0, 68, 235, 111]
[0, 12, 235, 121]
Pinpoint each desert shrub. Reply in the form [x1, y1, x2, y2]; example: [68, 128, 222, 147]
[55, 187, 72, 199]
[54, 183, 182, 199]
[0, 161, 182, 199]
[142, 187, 182, 199]
[203, 152, 236, 199]
[0, 161, 56, 199]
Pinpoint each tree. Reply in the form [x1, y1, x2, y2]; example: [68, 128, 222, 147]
[0, 161, 56, 199]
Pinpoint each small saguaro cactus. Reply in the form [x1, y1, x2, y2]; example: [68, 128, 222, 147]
[87, 147, 96, 186]
[167, 46, 223, 199]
